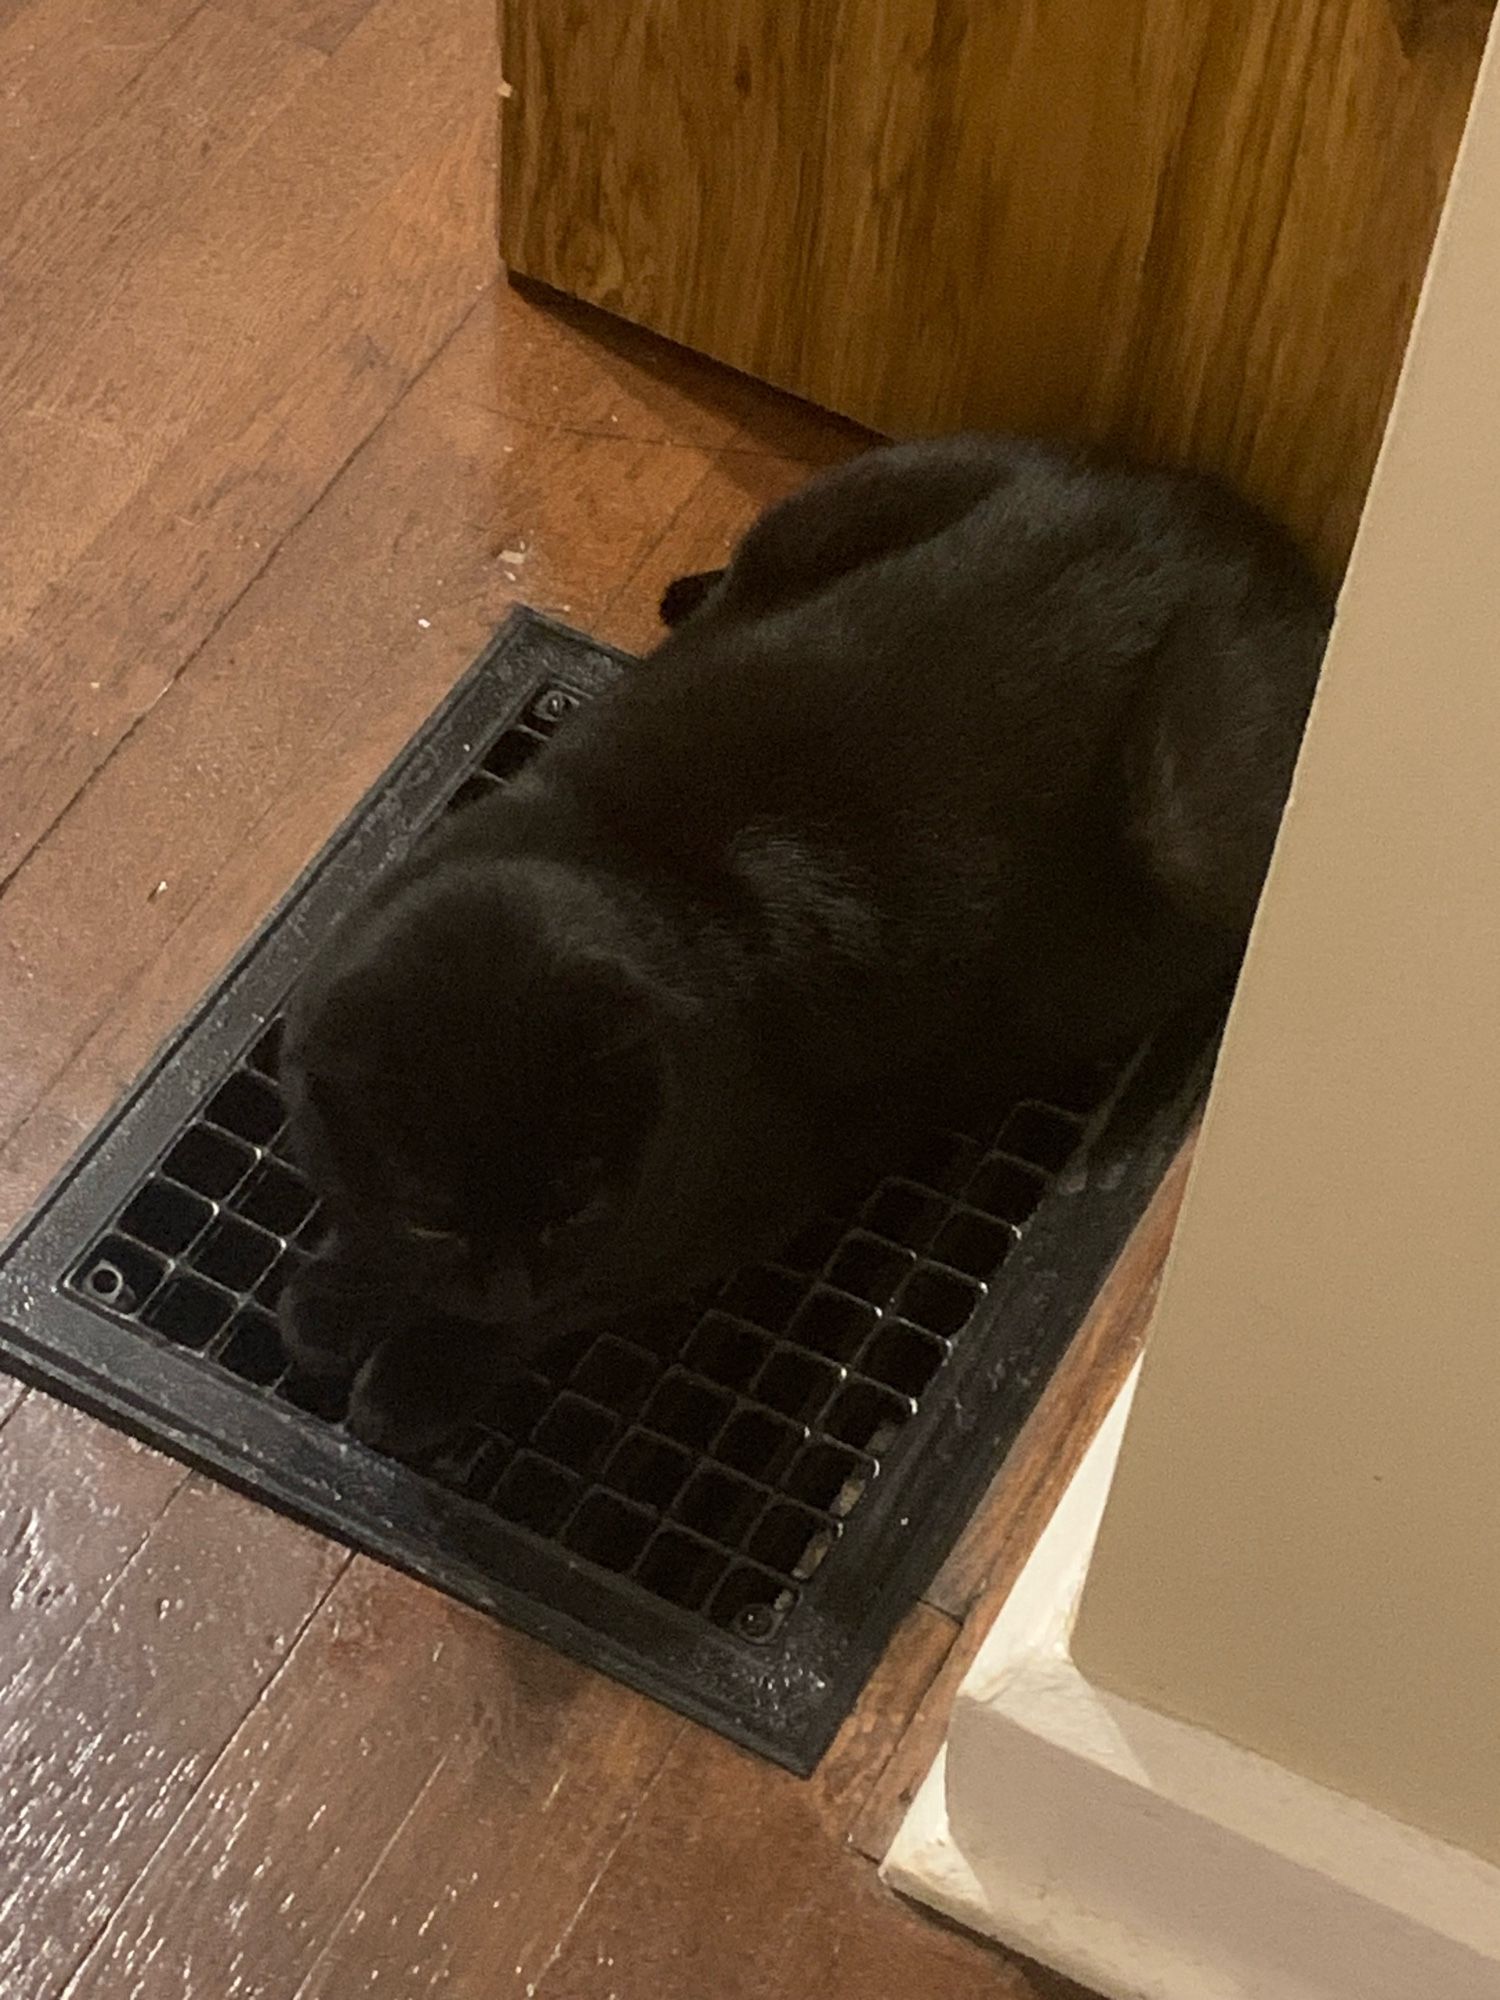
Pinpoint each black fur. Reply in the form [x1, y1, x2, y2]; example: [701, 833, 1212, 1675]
[280, 435, 1330, 1455]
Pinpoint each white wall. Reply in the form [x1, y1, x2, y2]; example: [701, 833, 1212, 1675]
[1070, 22, 1500, 1866]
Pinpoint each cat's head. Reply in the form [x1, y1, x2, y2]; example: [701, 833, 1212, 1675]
[279, 856, 679, 1382]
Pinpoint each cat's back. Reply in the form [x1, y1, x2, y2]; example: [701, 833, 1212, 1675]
[554, 443, 1323, 834]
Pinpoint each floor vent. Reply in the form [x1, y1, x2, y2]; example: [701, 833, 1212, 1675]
[0, 610, 1210, 1770]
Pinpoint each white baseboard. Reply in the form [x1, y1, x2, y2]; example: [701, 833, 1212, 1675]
[882, 1366, 1500, 2000]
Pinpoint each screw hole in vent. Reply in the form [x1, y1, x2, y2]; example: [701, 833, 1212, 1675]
[88, 1262, 129, 1309]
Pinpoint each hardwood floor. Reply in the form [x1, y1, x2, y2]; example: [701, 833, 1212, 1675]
[0, 4, 1172, 1993]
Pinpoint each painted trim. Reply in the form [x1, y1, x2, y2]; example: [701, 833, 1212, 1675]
[883, 1366, 1500, 2000]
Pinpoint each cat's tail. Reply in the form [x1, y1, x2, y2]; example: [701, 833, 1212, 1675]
[659, 569, 725, 628]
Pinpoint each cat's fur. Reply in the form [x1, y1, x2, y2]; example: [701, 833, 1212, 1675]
[279, 435, 1331, 1454]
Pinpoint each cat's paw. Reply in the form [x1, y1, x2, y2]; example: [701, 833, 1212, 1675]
[345, 1333, 471, 1464]
[277, 1255, 389, 1385]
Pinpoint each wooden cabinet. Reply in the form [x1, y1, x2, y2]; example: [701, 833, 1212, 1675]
[500, 2, 1490, 573]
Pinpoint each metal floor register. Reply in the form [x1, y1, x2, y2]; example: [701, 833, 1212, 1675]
[0, 611, 1210, 1771]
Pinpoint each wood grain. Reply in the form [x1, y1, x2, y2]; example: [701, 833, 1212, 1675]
[213, 0, 383, 56]
[1387, 0, 1496, 56]
[59, 1559, 681, 2000]
[284, 1605, 950, 2000]
[0, 0, 201, 227]
[0, 1396, 185, 1708]
[529, 1608, 1088, 2000]
[1102, 1, 1487, 571]
[0, 6, 322, 429]
[0, 10, 321, 637]
[501, 0, 1487, 574]
[0, 0, 498, 885]
[0, 1469, 343, 1998]
[851, 1138, 1197, 1861]
[501, 5, 842, 411]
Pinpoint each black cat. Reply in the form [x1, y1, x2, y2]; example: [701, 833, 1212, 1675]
[278, 434, 1331, 1453]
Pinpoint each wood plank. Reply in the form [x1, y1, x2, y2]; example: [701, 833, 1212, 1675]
[850, 1138, 1196, 1862]
[0, 105, 496, 895]
[0, 304, 717, 1225]
[528, 1603, 1087, 2000]
[15, 0, 481, 432]
[0, 1396, 185, 1707]
[818, 1601, 959, 1832]
[276, 1641, 685, 1998]
[496, 278, 776, 450]
[726, 382, 875, 466]
[60, 1559, 680, 1999]
[0, 0, 498, 880]
[0, 13, 325, 640]
[0, 4, 322, 428]
[0, 1377, 24, 1428]
[0, 1471, 343, 1998]
[0, 0, 201, 225]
